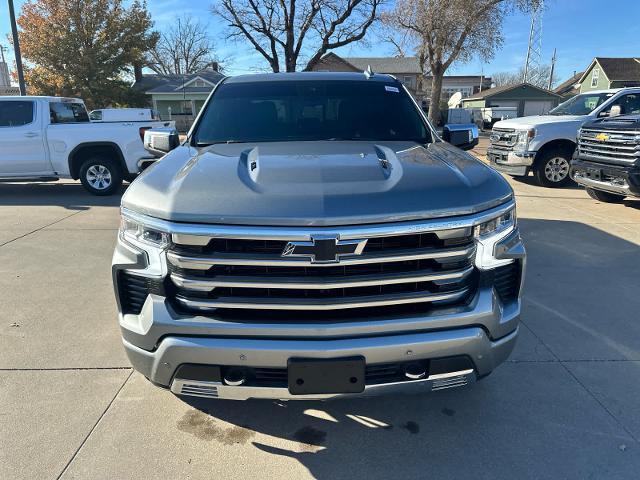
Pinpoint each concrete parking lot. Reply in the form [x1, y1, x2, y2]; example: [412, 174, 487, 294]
[2, 156, 640, 479]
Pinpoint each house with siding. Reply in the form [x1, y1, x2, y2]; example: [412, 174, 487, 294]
[461, 83, 561, 117]
[578, 57, 640, 93]
[554, 71, 584, 99]
[310, 53, 491, 104]
[133, 66, 224, 129]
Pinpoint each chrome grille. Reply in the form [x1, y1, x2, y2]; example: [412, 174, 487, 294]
[579, 128, 640, 164]
[489, 128, 517, 152]
[166, 227, 477, 317]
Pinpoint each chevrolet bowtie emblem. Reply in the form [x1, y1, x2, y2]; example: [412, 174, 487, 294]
[282, 236, 368, 263]
[595, 133, 610, 142]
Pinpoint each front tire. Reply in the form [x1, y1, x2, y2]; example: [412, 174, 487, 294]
[586, 187, 625, 203]
[79, 157, 123, 196]
[534, 148, 573, 187]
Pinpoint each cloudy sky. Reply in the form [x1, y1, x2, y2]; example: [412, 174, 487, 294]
[1, 0, 639, 84]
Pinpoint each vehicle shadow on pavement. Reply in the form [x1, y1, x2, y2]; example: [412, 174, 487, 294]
[0, 181, 125, 209]
[171, 218, 640, 479]
[510, 175, 582, 190]
[623, 199, 640, 210]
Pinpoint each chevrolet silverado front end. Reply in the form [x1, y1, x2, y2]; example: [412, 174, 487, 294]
[112, 72, 525, 400]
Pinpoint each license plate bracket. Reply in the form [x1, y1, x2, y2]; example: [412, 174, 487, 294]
[489, 153, 506, 164]
[288, 357, 365, 395]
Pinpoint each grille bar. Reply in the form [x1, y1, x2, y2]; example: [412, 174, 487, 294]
[580, 139, 640, 150]
[175, 287, 469, 311]
[159, 209, 488, 316]
[489, 128, 517, 151]
[579, 143, 639, 158]
[579, 129, 640, 164]
[167, 244, 475, 270]
[170, 265, 474, 291]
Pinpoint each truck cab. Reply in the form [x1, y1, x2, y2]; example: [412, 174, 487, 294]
[487, 87, 640, 187]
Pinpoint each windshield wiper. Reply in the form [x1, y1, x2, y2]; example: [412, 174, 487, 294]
[196, 139, 243, 146]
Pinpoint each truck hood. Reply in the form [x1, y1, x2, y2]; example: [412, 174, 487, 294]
[494, 115, 586, 129]
[123, 141, 512, 226]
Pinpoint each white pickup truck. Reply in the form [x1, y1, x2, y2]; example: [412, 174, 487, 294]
[487, 87, 640, 187]
[0, 96, 173, 195]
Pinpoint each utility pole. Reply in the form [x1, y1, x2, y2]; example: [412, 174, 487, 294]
[7, 0, 27, 95]
[547, 48, 557, 90]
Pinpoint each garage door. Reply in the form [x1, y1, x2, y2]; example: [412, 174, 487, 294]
[490, 101, 519, 108]
[524, 100, 554, 116]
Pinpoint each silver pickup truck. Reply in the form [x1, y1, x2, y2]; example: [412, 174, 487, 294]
[112, 72, 525, 400]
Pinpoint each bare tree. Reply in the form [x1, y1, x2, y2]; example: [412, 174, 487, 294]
[383, 0, 537, 124]
[212, 0, 382, 72]
[492, 64, 553, 89]
[147, 15, 220, 75]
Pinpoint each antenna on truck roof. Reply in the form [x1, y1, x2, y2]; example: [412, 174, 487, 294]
[364, 65, 374, 79]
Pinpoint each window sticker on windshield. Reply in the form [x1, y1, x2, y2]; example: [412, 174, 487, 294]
[385, 86, 399, 93]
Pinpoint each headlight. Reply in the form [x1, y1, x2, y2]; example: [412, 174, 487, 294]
[514, 129, 535, 152]
[474, 207, 517, 269]
[119, 211, 170, 276]
[120, 215, 170, 248]
[474, 208, 515, 238]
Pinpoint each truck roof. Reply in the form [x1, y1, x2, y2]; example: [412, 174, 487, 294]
[0, 95, 83, 102]
[582, 87, 640, 94]
[225, 71, 398, 84]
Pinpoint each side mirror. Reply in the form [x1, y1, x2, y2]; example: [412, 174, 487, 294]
[442, 123, 479, 151]
[609, 105, 622, 118]
[599, 105, 622, 118]
[143, 127, 180, 157]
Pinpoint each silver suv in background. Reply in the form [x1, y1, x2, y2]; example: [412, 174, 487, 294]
[112, 72, 525, 400]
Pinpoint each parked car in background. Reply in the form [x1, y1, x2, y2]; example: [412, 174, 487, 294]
[89, 108, 159, 122]
[487, 87, 640, 187]
[0, 96, 173, 195]
[571, 113, 640, 202]
[112, 72, 525, 401]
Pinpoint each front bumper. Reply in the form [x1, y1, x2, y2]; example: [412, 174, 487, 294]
[117, 277, 522, 399]
[125, 325, 517, 400]
[487, 148, 536, 176]
[571, 159, 640, 197]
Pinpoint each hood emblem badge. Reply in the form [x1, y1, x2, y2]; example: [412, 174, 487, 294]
[282, 236, 368, 263]
[595, 133, 610, 142]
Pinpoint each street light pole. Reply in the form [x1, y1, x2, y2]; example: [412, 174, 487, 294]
[7, 0, 26, 95]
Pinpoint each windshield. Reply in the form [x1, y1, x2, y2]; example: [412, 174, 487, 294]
[192, 80, 431, 145]
[548, 93, 614, 116]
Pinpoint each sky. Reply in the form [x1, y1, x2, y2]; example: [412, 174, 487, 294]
[1, 0, 640, 85]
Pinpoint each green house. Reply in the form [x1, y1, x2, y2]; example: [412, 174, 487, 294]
[133, 67, 224, 131]
[461, 83, 561, 117]
[577, 57, 640, 93]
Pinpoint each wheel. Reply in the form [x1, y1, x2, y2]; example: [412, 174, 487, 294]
[79, 157, 123, 195]
[534, 148, 573, 187]
[586, 187, 625, 203]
